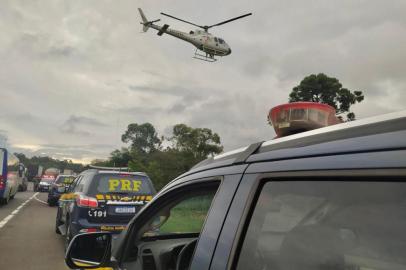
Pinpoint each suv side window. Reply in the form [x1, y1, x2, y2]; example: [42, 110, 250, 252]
[73, 176, 84, 192]
[68, 176, 81, 193]
[236, 180, 406, 270]
[78, 173, 93, 193]
[144, 193, 215, 236]
[122, 181, 220, 270]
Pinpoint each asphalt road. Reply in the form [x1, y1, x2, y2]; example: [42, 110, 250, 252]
[0, 184, 69, 270]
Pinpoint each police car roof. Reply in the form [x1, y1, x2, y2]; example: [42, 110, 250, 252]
[186, 110, 406, 176]
[91, 170, 147, 176]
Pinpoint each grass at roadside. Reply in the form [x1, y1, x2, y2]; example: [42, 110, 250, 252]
[159, 195, 213, 233]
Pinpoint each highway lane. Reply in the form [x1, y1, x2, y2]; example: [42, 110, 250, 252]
[0, 190, 69, 270]
[0, 190, 33, 221]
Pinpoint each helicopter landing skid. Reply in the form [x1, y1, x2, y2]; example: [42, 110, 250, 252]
[193, 49, 217, 62]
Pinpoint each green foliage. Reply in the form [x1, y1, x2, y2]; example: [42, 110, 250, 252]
[121, 123, 161, 154]
[171, 124, 223, 160]
[115, 123, 224, 190]
[159, 195, 213, 233]
[289, 73, 364, 120]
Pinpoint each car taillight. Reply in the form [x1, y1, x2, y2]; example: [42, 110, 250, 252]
[0, 176, 4, 189]
[76, 195, 98, 208]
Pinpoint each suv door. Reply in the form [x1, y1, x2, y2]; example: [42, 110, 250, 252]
[60, 175, 82, 223]
[115, 174, 243, 270]
[212, 170, 406, 270]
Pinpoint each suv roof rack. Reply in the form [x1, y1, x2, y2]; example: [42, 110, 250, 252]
[87, 165, 129, 171]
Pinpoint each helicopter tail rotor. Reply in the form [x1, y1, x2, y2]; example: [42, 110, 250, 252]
[138, 8, 160, 32]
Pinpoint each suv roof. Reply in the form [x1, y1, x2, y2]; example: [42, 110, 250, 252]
[82, 169, 148, 177]
[97, 170, 148, 176]
[181, 110, 406, 178]
[82, 165, 148, 176]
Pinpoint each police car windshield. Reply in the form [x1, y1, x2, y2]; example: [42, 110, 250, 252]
[91, 173, 152, 195]
[55, 176, 75, 185]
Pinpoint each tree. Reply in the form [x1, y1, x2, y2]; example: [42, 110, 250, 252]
[109, 148, 131, 167]
[121, 123, 161, 153]
[171, 124, 223, 160]
[289, 73, 364, 120]
[118, 123, 225, 190]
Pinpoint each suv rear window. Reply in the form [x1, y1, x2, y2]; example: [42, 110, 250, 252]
[55, 175, 75, 185]
[89, 173, 153, 195]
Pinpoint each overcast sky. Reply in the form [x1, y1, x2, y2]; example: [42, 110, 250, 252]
[1, 0, 405, 163]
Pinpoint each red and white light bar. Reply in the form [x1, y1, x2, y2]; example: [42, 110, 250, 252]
[268, 102, 341, 138]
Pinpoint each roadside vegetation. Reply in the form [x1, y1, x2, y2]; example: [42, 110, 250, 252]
[92, 123, 224, 190]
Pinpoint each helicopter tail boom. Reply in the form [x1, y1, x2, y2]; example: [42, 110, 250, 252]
[138, 8, 149, 32]
[138, 8, 160, 32]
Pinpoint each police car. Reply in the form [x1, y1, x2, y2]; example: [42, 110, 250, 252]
[65, 110, 406, 270]
[55, 166, 156, 249]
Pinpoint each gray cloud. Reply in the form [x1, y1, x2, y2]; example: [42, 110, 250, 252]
[1, 0, 406, 162]
[47, 45, 77, 57]
[60, 115, 108, 136]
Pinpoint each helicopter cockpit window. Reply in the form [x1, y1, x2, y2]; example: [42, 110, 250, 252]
[219, 38, 225, 44]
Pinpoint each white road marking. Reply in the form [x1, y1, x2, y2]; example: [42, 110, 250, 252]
[33, 193, 48, 205]
[0, 192, 38, 229]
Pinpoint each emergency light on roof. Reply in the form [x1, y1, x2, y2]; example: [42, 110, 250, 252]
[268, 102, 341, 138]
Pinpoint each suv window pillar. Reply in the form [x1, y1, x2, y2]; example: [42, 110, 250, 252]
[190, 174, 243, 270]
[209, 174, 257, 270]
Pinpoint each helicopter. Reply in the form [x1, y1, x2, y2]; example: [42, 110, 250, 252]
[138, 8, 252, 62]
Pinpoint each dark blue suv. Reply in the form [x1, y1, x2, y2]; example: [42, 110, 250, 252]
[66, 111, 406, 270]
[56, 168, 156, 250]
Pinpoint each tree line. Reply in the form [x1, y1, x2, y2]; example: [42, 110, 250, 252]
[92, 123, 223, 190]
[13, 154, 84, 180]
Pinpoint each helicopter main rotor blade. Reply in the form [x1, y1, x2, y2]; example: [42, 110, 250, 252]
[160, 12, 203, 29]
[207, 13, 252, 29]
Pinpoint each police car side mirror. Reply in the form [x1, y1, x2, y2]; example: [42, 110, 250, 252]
[65, 232, 112, 269]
